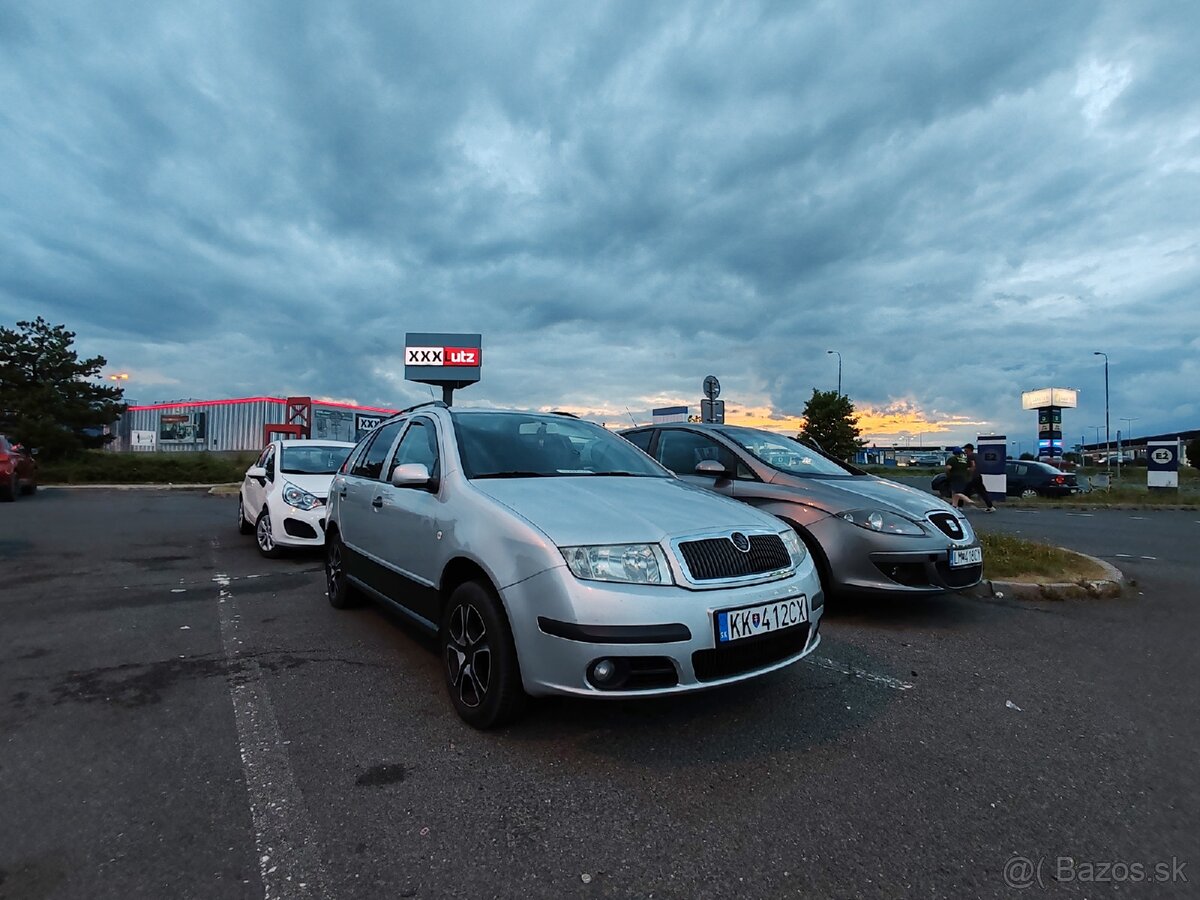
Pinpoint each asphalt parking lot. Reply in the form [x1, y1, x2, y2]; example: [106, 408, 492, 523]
[2, 491, 1197, 899]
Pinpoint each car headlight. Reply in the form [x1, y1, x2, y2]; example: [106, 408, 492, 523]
[838, 509, 925, 535]
[780, 529, 807, 566]
[560, 544, 672, 585]
[282, 482, 321, 511]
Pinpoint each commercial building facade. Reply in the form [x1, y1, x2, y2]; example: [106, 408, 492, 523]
[111, 396, 398, 453]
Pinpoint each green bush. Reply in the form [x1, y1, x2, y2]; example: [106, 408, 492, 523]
[39, 450, 257, 484]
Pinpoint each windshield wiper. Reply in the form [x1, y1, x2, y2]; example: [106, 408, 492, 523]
[587, 471, 656, 477]
[472, 470, 554, 479]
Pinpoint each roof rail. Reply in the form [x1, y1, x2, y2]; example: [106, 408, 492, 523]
[547, 410, 579, 418]
[393, 400, 448, 417]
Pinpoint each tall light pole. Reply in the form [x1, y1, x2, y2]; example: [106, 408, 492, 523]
[1120, 416, 1139, 458]
[826, 350, 842, 396]
[1093, 351, 1109, 474]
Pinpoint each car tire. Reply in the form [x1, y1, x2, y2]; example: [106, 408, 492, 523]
[21, 479, 36, 496]
[440, 580, 526, 729]
[255, 506, 284, 558]
[325, 530, 362, 609]
[782, 518, 835, 600]
[1020, 488, 1039, 499]
[237, 494, 254, 535]
[1, 473, 17, 502]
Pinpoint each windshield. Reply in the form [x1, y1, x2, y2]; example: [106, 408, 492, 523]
[717, 427, 857, 477]
[454, 412, 669, 479]
[280, 444, 354, 475]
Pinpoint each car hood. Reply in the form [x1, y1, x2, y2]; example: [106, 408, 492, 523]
[472, 476, 783, 546]
[275, 472, 338, 498]
[768, 472, 954, 520]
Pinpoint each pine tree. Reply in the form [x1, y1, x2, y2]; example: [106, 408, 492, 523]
[0, 318, 127, 457]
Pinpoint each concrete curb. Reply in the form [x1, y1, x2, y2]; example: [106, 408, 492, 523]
[43, 483, 229, 491]
[977, 550, 1125, 601]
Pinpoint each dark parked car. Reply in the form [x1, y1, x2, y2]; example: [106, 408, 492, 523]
[621, 423, 983, 598]
[932, 460, 1079, 500]
[0, 434, 38, 501]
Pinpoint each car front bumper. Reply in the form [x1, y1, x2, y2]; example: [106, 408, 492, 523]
[501, 557, 824, 698]
[809, 514, 983, 595]
[266, 495, 328, 548]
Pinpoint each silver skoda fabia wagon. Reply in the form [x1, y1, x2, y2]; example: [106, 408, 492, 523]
[324, 404, 823, 728]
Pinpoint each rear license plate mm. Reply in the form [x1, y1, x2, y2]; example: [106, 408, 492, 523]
[717, 595, 807, 643]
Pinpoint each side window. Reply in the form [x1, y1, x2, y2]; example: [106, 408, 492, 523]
[623, 430, 654, 453]
[341, 435, 371, 475]
[263, 447, 276, 482]
[388, 419, 440, 481]
[656, 430, 735, 476]
[350, 420, 405, 480]
[1016, 464, 1028, 476]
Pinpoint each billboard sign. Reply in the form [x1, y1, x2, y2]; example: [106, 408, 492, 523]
[131, 430, 157, 452]
[1022, 387, 1078, 410]
[1147, 440, 1180, 489]
[652, 406, 688, 424]
[355, 413, 385, 440]
[313, 408, 356, 442]
[159, 411, 207, 444]
[404, 333, 482, 388]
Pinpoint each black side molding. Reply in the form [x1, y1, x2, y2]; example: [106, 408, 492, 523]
[537, 617, 691, 644]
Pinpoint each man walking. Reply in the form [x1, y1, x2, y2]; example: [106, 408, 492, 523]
[963, 442, 996, 512]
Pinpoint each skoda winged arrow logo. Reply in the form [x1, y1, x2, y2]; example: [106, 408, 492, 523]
[730, 532, 751, 553]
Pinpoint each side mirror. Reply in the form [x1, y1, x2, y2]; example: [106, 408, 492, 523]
[695, 459, 728, 476]
[247, 465, 267, 479]
[391, 463, 432, 488]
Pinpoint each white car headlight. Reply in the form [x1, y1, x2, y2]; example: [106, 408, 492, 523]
[560, 544, 672, 585]
[838, 509, 925, 536]
[282, 482, 321, 511]
[780, 529, 807, 566]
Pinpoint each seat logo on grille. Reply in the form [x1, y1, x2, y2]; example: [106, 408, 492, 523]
[730, 532, 751, 553]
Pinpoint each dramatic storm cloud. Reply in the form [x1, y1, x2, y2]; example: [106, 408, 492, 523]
[2, 1, 1197, 445]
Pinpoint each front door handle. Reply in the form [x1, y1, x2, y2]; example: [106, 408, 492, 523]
[371, 495, 384, 509]
[338, 486, 347, 498]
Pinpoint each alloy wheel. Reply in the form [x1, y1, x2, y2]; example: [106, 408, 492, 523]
[326, 539, 342, 598]
[445, 602, 491, 708]
[256, 512, 275, 552]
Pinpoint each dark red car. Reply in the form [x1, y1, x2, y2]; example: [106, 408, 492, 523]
[0, 434, 38, 501]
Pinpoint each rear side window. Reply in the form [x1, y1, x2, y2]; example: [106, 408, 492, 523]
[350, 420, 404, 480]
[623, 430, 654, 452]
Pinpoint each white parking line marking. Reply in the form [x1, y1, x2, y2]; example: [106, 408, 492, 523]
[1114, 553, 1133, 558]
[214, 569, 328, 899]
[1066, 513, 1093, 517]
[1129, 516, 1146, 520]
[1141, 556, 1157, 561]
[807, 656, 914, 691]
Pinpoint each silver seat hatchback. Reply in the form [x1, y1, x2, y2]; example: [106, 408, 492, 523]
[622, 424, 983, 598]
[324, 404, 823, 728]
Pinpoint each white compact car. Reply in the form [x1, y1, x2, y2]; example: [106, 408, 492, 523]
[238, 439, 357, 557]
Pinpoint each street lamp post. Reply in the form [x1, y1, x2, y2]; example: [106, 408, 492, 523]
[1093, 351, 1109, 476]
[826, 350, 842, 396]
[1120, 416, 1139, 461]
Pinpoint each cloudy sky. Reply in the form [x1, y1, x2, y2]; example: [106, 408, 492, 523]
[2, 1, 1197, 447]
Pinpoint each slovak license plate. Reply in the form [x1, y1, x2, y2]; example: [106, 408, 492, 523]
[950, 546, 983, 568]
[716, 595, 807, 643]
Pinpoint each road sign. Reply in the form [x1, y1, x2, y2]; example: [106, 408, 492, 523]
[703, 375, 721, 400]
[701, 399, 725, 424]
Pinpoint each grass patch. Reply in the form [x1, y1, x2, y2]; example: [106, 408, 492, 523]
[979, 531, 1108, 582]
[40, 450, 257, 485]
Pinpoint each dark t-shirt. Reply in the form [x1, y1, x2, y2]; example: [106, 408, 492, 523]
[947, 454, 970, 489]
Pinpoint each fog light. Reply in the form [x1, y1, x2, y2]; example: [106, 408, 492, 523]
[592, 659, 616, 683]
